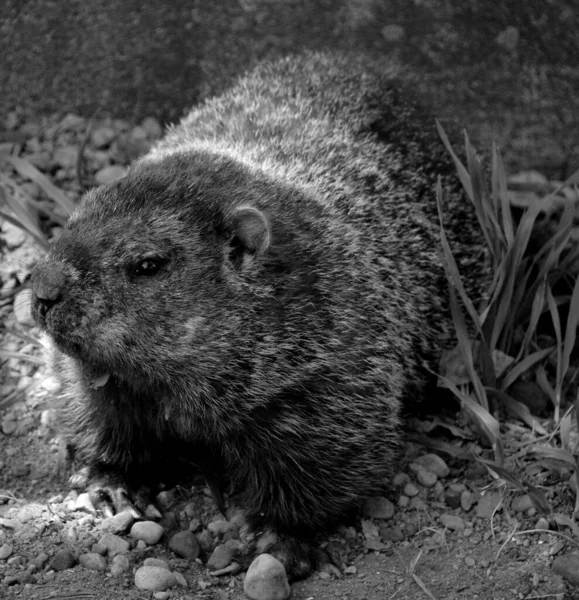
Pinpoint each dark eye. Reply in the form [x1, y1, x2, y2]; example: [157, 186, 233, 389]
[133, 258, 163, 277]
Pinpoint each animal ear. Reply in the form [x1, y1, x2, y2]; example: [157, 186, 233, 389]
[226, 206, 270, 271]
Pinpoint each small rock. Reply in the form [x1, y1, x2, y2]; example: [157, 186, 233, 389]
[59, 113, 85, 130]
[110, 554, 130, 575]
[381, 24, 405, 42]
[414, 468, 437, 488]
[2, 222, 27, 250]
[130, 521, 164, 545]
[536, 517, 550, 530]
[153, 593, 170, 600]
[392, 472, 410, 486]
[361, 497, 395, 519]
[439, 514, 465, 531]
[496, 26, 519, 51]
[144, 558, 169, 569]
[207, 519, 235, 537]
[172, 571, 187, 587]
[98, 533, 130, 556]
[461, 490, 474, 512]
[0, 543, 14, 560]
[413, 454, 450, 478]
[53, 146, 78, 169]
[397, 495, 409, 508]
[409, 497, 427, 511]
[196, 530, 214, 553]
[168, 530, 200, 560]
[134, 566, 176, 591]
[94, 165, 127, 186]
[244, 554, 290, 600]
[72, 492, 96, 513]
[14, 289, 35, 325]
[91, 126, 117, 149]
[511, 494, 534, 513]
[101, 511, 134, 533]
[26, 151, 52, 170]
[207, 544, 235, 570]
[78, 553, 107, 571]
[1, 418, 18, 436]
[403, 483, 419, 497]
[476, 492, 502, 519]
[91, 543, 106, 555]
[381, 526, 404, 542]
[344, 565, 357, 574]
[30, 552, 49, 570]
[552, 553, 579, 587]
[465, 556, 476, 567]
[50, 549, 76, 571]
[141, 117, 163, 140]
[445, 483, 466, 509]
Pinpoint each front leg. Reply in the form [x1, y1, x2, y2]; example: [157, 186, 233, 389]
[70, 463, 161, 519]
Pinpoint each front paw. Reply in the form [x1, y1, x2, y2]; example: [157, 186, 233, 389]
[69, 466, 161, 520]
[241, 528, 325, 581]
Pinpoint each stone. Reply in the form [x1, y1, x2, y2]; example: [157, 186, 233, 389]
[496, 26, 519, 52]
[144, 558, 169, 569]
[91, 126, 117, 149]
[53, 145, 78, 169]
[511, 494, 534, 513]
[403, 483, 419, 497]
[78, 553, 107, 571]
[13, 289, 34, 325]
[413, 454, 450, 478]
[461, 490, 474, 512]
[553, 553, 579, 587]
[172, 571, 187, 587]
[110, 554, 130, 576]
[168, 530, 200, 560]
[381, 24, 405, 42]
[0, 543, 14, 560]
[361, 496, 395, 519]
[101, 511, 135, 533]
[94, 165, 127, 186]
[476, 492, 502, 519]
[207, 519, 235, 537]
[98, 533, 130, 556]
[91, 543, 106, 555]
[196, 530, 214, 553]
[244, 554, 290, 600]
[439, 514, 465, 532]
[141, 117, 164, 140]
[445, 483, 466, 509]
[2, 222, 28, 250]
[134, 566, 176, 591]
[207, 544, 235, 570]
[130, 521, 164, 545]
[153, 593, 170, 600]
[50, 549, 76, 571]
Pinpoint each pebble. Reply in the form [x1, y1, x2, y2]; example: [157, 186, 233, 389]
[50, 549, 76, 571]
[94, 165, 127, 185]
[511, 494, 534, 513]
[173, 571, 188, 587]
[130, 521, 164, 545]
[98, 533, 130, 556]
[445, 483, 466, 509]
[381, 24, 405, 42]
[110, 554, 130, 575]
[72, 492, 96, 513]
[403, 483, 419, 497]
[207, 544, 235, 570]
[197, 530, 215, 553]
[244, 554, 291, 600]
[91, 125, 117, 148]
[439, 514, 465, 531]
[207, 519, 235, 537]
[392, 472, 410, 486]
[476, 492, 502, 519]
[1, 418, 17, 436]
[344, 565, 357, 574]
[552, 553, 579, 587]
[361, 496, 395, 519]
[464, 556, 476, 567]
[536, 517, 550, 530]
[101, 510, 135, 533]
[134, 566, 176, 591]
[141, 117, 163, 139]
[53, 145, 78, 169]
[461, 490, 474, 512]
[144, 558, 170, 569]
[2, 223, 27, 250]
[78, 552, 107, 571]
[414, 454, 450, 478]
[414, 468, 437, 488]
[30, 552, 49, 570]
[168, 530, 200, 560]
[153, 592, 170, 600]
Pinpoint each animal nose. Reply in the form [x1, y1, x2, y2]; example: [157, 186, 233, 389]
[31, 262, 67, 318]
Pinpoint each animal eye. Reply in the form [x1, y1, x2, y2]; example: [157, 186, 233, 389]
[134, 258, 163, 276]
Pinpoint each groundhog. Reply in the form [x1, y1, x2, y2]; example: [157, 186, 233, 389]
[30, 52, 487, 580]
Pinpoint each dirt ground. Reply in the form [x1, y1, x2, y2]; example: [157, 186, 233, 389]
[1, 1, 579, 599]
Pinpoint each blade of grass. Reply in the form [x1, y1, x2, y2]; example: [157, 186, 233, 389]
[491, 143, 514, 248]
[0, 208, 49, 250]
[501, 346, 554, 390]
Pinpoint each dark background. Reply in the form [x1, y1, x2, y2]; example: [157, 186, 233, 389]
[1, 0, 577, 177]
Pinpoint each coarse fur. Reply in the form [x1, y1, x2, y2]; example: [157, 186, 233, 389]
[31, 52, 487, 580]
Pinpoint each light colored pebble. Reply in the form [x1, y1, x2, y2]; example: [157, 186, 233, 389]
[130, 521, 164, 545]
[461, 490, 474, 512]
[403, 483, 419, 497]
[98, 533, 130, 556]
[244, 554, 290, 600]
[101, 511, 135, 533]
[413, 454, 450, 478]
[110, 554, 129, 575]
[344, 565, 357, 574]
[439, 514, 465, 531]
[392, 472, 409, 486]
[78, 553, 107, 571]
[153, 592, 170, 600]
[144, 558, 169, 569]
[0, 543, 14, 560]
[465, 556, 475, 567]
[135, 566, 176, 591]
[536, 517, 550, 530]
[511, 494, 533, 513]
[95, 165, 127, 186]
[168, 530, 200, 560]
[361, 496, 395, 519]
[476, 492, 502, 519]
[172, 571, 188, 587]
[207, 544, 235, 570]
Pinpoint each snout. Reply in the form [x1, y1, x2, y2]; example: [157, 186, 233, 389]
[30, 260, 68, 326]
